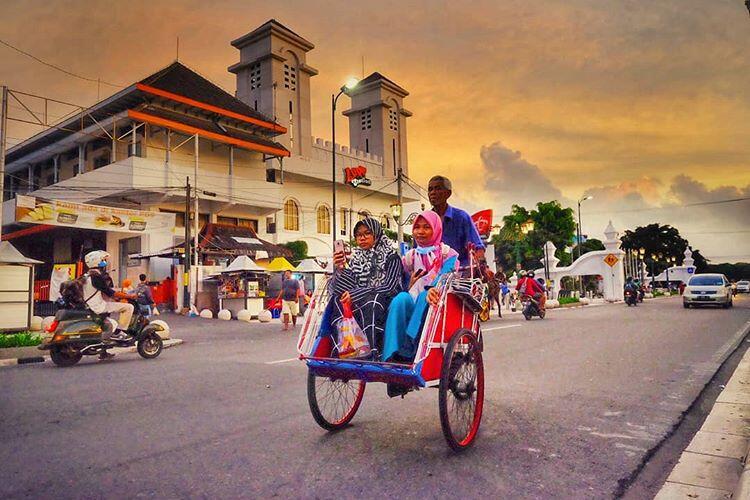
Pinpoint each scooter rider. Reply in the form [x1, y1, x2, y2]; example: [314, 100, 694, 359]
[83, 251, 136, 359]
[517, 270, 546, 311]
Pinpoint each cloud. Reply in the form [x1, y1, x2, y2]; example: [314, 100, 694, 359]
[475, 142, 564, 211]
[669, 174, 750, 203]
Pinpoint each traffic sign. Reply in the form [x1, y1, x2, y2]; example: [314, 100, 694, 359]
[603, 254, 619, 267]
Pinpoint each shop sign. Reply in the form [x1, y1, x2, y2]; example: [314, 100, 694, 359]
[344, 166, 372, 187]
[15, 195, 175, 234]
[471, 209, 493, 237]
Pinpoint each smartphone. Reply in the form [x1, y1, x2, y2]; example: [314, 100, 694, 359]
[333, 239, 345, 255]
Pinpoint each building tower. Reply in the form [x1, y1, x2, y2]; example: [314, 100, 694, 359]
[229, 19, 318, 158]
[343, 72, 412, 178]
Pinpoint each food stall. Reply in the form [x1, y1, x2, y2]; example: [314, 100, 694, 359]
[218, 255, 269, 318]
[0, 242, 43, 331]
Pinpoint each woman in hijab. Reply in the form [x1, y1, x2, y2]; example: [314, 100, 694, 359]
[330, 217, 403, 353]
[382, 210, 459, 363]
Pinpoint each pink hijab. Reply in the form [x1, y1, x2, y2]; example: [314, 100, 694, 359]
[413, 210, 443, 249]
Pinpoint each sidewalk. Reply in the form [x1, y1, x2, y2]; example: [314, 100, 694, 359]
[655, 333, 750, 499]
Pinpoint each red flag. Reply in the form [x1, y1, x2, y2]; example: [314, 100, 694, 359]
[472, 209, 493, 237]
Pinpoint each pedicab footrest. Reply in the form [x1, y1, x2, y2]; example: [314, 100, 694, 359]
[306, 357, 426, 387]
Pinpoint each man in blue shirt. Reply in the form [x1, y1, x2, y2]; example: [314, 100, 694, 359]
[428, 175, 485, 267]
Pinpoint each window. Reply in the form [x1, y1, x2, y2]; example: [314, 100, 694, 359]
[284, 199, 299, 231]
[389, 108, 399, 131]
[340, 209, 347, 236]
[380, 214, 390, 229]
[365, 138, 369, 153]
[238, 218, 259, 232]
[688, 276, 724, 287]
[283, 63, 297, 91]
[316, 205, 331, 234]
[249, 63, 261, 90]
[93, 155, 110, 169]
[360, 108, 372, 131]
[160, 209, 185, 228]
[217, 216, 237, 226]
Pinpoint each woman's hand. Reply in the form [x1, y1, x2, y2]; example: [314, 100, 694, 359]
[333, 251, 346, 270]
[408, 269, 427, 289]
[427, 287, 441, 306]
[340, 291, 351, 304]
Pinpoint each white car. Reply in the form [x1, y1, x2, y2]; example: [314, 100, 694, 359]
[683, 274, 733, 309]
[737, 280, 750, 293]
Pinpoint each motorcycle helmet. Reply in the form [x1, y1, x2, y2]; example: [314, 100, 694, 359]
[527, 270, 535, 278]
[85, 250, 110, 269]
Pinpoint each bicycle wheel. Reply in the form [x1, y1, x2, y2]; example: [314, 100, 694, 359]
[307, 371, 366, 431]
[439, 329, 484, 451]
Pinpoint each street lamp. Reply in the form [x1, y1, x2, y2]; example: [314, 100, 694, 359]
[331, 77, 359, 247]
[576, 195, 593, 295]
[638, 248, 646, 284]
[390, 202, 402, 221]
[513, 219, 534, 271]
[650, 253, 657, 290]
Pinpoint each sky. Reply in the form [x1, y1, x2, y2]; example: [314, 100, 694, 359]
[1, 0, 749, 262]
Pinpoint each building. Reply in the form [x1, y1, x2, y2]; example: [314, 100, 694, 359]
[1, 19, 415, 287]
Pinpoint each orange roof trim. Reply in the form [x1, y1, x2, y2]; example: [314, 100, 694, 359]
[136, 83, 287, 134]
[127, 110, 290, 157]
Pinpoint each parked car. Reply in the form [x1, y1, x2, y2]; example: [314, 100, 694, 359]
[737, 280, 750, 294]
[683, 274, 733, 309]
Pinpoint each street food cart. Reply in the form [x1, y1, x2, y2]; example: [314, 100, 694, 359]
[218, 256, 269, 318]
[0, 242, 43, 331]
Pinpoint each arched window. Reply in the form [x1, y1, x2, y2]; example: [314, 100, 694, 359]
[317, 205, 331, 234]
[284, 199, 299, 231]
[380, 214, 390, 229]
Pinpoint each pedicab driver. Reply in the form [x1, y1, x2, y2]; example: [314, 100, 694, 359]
[83, 251, 135, 359]
[427, 175, 485, 267]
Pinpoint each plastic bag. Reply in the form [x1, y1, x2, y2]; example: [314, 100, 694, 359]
[336, 300, 371, 359]
[152, 306, 160, 316]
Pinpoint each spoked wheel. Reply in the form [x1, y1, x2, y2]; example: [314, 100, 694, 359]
[137, 333, 163, 359]
[307, 371, 365, 431]
[439, 329, 484, 451]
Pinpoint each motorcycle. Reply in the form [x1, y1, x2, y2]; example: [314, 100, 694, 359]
[625, 289, 638, 307]
[39, 298, 165, 367]
[521, 294, 545, 320]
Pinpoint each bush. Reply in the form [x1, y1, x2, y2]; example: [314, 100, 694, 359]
[653, 291, 665, 297]
[558, 297, 580, 305]
[0, 332, 43, 348]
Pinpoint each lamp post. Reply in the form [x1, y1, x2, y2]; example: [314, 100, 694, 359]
[639, 248, 646, 284]
[576, 195, 593, 295]
[515, 219, 534, 271]
[331, 77, 359, 247]
[650, 253, 657, 290]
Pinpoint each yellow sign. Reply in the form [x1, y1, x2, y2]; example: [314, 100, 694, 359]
[604, 254, 619, 267]
[53, 264, 76, 280]
[15, 195, 175, 234]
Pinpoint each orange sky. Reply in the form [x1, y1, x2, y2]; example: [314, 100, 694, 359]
[1, 0, 749, 260]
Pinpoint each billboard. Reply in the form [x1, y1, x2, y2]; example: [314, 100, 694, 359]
[15, 195, 175, 234]
[471, 209, 493, 238]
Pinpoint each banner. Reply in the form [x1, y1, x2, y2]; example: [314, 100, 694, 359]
[15, 195, 176, 234]
[471, 209, 493, 237]
[344, 166, 372, 187]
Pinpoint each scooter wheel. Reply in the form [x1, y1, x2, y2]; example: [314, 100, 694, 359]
[137, 333, 163, 359]
[50, 346, 82, 367]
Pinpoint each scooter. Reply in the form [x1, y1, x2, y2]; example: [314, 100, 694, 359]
[521, 294, 545, 320]
[625, 289, 638, 307]
[39, 299, 165, 367]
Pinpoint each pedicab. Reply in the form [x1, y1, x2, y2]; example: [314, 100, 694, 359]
[297, 267, 485, 451]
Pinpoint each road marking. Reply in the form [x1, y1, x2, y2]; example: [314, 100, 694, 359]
[483, 324, 522, 332]
[265, 357, 298, 365]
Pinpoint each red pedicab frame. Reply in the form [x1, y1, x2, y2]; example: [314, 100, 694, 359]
[297, 270, 485, 451]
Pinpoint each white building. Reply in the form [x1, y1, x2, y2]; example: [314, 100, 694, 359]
[1, 19, 415, 287]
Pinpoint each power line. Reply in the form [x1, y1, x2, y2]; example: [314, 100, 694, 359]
[0, 38, 124, 88]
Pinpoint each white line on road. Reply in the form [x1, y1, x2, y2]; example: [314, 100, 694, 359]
[483, 324, 522, 332]
[265, 357, 298, 365]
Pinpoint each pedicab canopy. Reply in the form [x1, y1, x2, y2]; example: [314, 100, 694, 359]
[262, 257, 296, 272]
[294, 259, 327, 273]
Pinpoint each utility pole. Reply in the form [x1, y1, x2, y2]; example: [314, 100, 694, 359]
[184, 177, 191, 310]
[0, 86, 7, 241]
[396, 168, 403, 246]
[193, 135, 199, 269]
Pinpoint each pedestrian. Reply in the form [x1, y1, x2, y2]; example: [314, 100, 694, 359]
[277, 270, 300, 331]
[135, 274, 155, 316]
[427, 175, 485, 267]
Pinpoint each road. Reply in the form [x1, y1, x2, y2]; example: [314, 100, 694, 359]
[2, 296, 749, 499]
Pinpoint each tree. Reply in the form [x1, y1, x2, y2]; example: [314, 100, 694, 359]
[619, 223, 708, 274]
[492, 201, 576, 271]
[281, 240, 308, 264]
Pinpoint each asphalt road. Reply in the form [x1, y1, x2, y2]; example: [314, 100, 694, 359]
[2, 295, 749, 499]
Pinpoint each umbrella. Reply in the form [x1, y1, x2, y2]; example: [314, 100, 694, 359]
[263, 257, 296, 272]
[295, 258, 326, 273]
[223, 255, 266, 273]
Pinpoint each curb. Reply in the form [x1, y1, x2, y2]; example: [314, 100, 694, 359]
[0, 339, 184, 368]
[655, 320, 750, 499]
